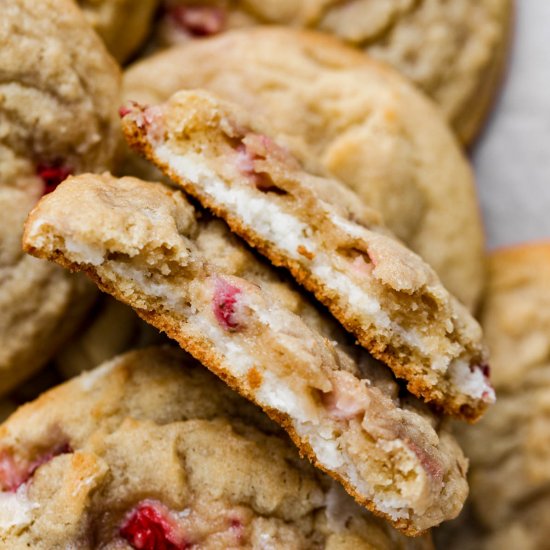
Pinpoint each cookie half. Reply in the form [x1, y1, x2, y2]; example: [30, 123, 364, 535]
[23, 173, 468, 534]
[120, 90, 494, 420]
[0, 347, 434, 549]
[123, 28, 486, 310]
[153, 0, 513, 144]
[0, 0, 121, 394]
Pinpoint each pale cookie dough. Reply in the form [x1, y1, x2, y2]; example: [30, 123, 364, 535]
[154, 0, 513, 144]
[0, 346, 434, 549]
[451, 243, 550, 549]
[0, 0, 121, 395]
[121, 90, 494, 420]
[23, 173, 469, 534]
[123, 28, 486, 311]
[78, 0, 159, 63]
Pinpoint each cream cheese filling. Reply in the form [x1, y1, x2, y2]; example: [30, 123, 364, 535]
[155, 146, 490, 399]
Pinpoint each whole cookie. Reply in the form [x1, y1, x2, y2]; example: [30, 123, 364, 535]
[0, 0, 121, 394]
[0, 347, 433, 549]
[155, 0, 513, 144]
[453, 243, 550, 549]
[77, 0, 159, 63]
[123, 28, 486, 310]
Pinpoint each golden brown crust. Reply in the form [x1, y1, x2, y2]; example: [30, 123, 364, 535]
[22, 173, 469, 535]
[121, 93, 492, 422]
[25, 245, 424, 535]
[0, 346, 433, 548]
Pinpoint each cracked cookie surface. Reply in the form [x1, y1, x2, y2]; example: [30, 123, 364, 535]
[23, 173, 469, 533]
[120, 90, 494, 420]
[0, 0, 120, 395]
[154, 0, 512, 144]
[0, 346, 434, 549]
[123, 28, 486, 311]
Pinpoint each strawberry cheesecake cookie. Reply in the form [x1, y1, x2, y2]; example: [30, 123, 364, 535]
[154, 0, 512, 144]
[120, 90, 494, 420]
[123, 28, 486, 311]
[0, 346, 435, 549]
[0, 0, 120, 395]
[451, 244, 550, 549]
[77, 0, 159, 63]
[23, 173, 469, 533]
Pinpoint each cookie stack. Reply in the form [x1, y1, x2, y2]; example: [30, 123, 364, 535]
[0, 0, 520, 548]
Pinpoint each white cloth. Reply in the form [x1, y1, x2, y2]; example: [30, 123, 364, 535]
[473, 0, 550, 249]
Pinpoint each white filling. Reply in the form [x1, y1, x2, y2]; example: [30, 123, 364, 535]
[109, 263, 186, 311]
[156, 147, 316, 257]
[0, 489, 38, 530]
[450, 361, 496, 402]
[64, 237, 106, 266]
[158, 147, 463, 371]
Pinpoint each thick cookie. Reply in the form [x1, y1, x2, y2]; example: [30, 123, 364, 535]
[0, 0, 121, 395]
[154, 1, 512, 144]
[123, 28, 486, 311]
[77, 0, 159, 63]
[120, 90, 494, 420]
[452, 243, 550, 549]
[0, 347, 434, 549]
[23, 173, 469, 534]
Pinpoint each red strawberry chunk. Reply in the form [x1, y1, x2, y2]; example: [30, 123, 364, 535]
[0, 453, 28, 492]
[212, 279, 243, 331]
[169, 6, 226, 36]
[405, 439, 443, 484]
[119, 105, 132, 118]
[0, 443, 72, 492]
[37, 163, 72, 195]
[120, 501, 188, 550]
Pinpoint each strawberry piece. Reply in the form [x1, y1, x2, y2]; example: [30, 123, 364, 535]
[0, 443, 72, 492]
[119, 105, 132, 118]
[470, 363, 491, 378]
[0, 453, 27, 492]
[120, 501, 188, 550]
[169, 6, 225, 36]
[212, 279, 243, 331]
[37, 163, 72, 195]
[405, 439, 443, 484]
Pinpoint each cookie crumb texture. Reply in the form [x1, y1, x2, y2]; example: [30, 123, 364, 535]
[0, 0, 120, 394]
[23, 173, 468, 534]
[155, 0, 512, 144]
[123, 28, 486, 311]
[0, 347, 433, 549]
[120, 90, 494, 421]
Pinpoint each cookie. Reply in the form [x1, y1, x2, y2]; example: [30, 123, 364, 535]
[123, 28, 486, 311]
[54, 296, 166, 380]
[77, 0, 159, 63]
[0, 0, 121, 395]
[453, 243, 550, 549]
[120, 90, 494, 420]
[23, 173, 469, 534]
[154, 1, 512, 144]
[0, 346, 435, 549]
